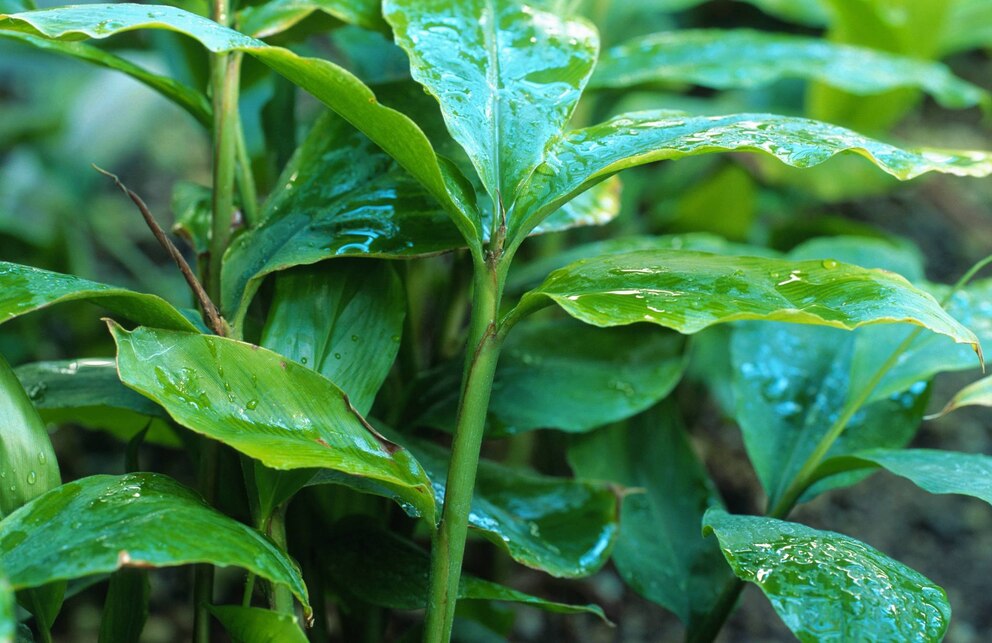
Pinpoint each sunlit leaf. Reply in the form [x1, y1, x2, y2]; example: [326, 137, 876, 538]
[513, 111, 992, 238]
[221, 111, 459, 328]
[704, 509, 950, 642]
[210, 605, 307, 643]
[0, 31, 211, 125]
[0, 4, 481, 248]
[110, 324, 435, 522]
[591, 29, 988, 110]
[568, 404, 730, 632]
[414, 320, 685, 436]
[383, 0, 598, 209]
[0, 474, 310, 615]
[324, 517, 609, 620]
[0, 262, 199, 332]
[928, 373, 992, 418]
[13, 359, 178, 447]
[513, 248, 981, 351]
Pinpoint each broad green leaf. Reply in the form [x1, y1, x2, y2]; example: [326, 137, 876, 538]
[98, 569, 148, 643]
[513, 249, 981, 351]
[568, 404, 731, 632]
[0, 4, 481, 248]
[590, 29, 988, 111]
[414, 320, 686, 436]
[0, 262, 199, 332]
[324, 517, 608, 620]
[703, 510, 950, 642]
[260, 261, 404, 416]
[0, 31, 211, 125]
[210, 605, 307, 643]
[0, 474, 310, 615]
[816, 448, 992, 506]
[109, 325, 436, 522]
[239, 0, 383, 39]
[0, 354, 60, 519]
[513, 111, 992, 237]
[410, 440, 617, 578]
[729, 237, 933, 503]
[928, 373, 992, 418]
[13, 359, 178, 447]
[533, 175, 621, 236]
[221, 111, 459, 327]
[732, 323, 928, 503]
[0, 570, 10, 643]
[383, 0, 599, 208]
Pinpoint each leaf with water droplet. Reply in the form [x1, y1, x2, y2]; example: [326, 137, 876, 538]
[0, 262, 200, 332]
[383, 0, 598, 217]
[590, 29, 988, 110]
[513, 111, 992, 238]
[14, 359, 178, 446]
[704, 509, 950, 642]
[109, 324, 435, 523]
[568, 402, 731, 633]
[0, 473, 310, 618]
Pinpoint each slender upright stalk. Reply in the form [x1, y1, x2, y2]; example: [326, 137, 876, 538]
[267, 503, 295, 615]
[194, 2, 239, 640]
[423, 258, 507, 642]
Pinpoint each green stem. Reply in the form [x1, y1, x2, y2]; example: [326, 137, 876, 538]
[192, 441, 219, 643]
[267, 503, 294, 615]
[686, 575, 745, 643]
[423, 259, 506, 642]
[234, 109, 259, 228]
[207, 47, 240, 302]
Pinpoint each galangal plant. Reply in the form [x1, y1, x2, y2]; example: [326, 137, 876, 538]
[2, 1, 992, 641]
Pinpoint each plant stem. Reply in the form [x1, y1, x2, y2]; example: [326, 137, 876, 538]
[234, 110, 259, 228]
[423, 259, 506, 642]
[267, 503, 295, 615]
[192, 440, 218, 643]
[686, 575, 745, 643]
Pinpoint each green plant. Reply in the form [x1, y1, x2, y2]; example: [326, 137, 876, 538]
[2, 1, 992, 641]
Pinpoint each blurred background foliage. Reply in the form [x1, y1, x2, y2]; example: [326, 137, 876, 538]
[2, 0, 992, 640]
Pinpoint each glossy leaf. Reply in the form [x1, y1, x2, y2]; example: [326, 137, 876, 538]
[409, 440, 617, 578]
[239, 0, 383, 39]
[533, 175, 622, 236]
[110, 325, 436, 522]
[260, 261, 404, 415]
[703, 510, 950, 642]
[0, 474, 310, 614]
[0, 31, 211, 125]
[513, 249, 981, 351]
[383, 0, 599, 206]
[568, 404, 731, 631]
[729, 237, 933, 502]
[591, 29, 988, 110]
[816, 448, 992, 506]
[13, 359, 178, 447]
[221, 111, 459, 327]
[210, 605, 307, 643]
[513, 111, 992, 236]
[415, 320, 685, 436]
[0, 4, 481, 247]
[0, 354, 61, 520]
[324, 517, 608, 620]
[0, 262, 199, 332]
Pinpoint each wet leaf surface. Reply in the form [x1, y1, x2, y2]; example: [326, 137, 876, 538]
[110, 325, 436, 522]
[324, 517, 609, 619]
[0, 474, 310, 613]
[568, 404, 731, 632]
[210, 605, 308, 643]
[221, 111, 460, 327]
[383, 0, 598, 208]
[704, 510, 950, 642]
[0, 262, 199, 333]
[238, 0, 383, 39]
[592, 29, 987, 109]
[13, 359, 177, 446]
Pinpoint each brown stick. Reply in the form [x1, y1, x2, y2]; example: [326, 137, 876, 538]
[93, 165, 228, 337]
